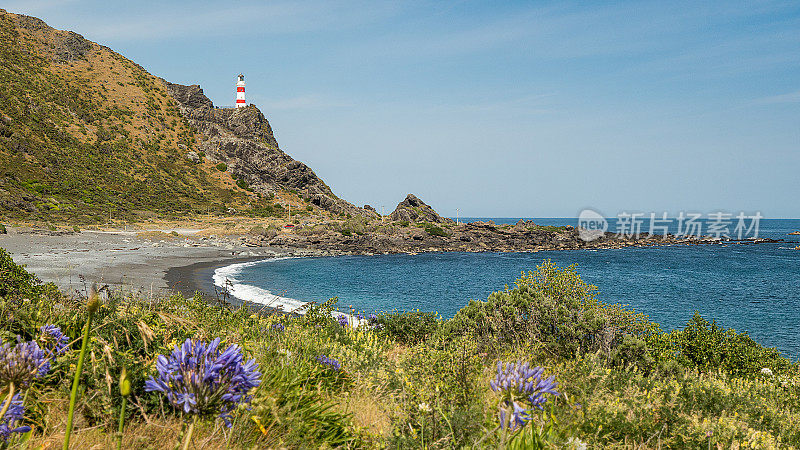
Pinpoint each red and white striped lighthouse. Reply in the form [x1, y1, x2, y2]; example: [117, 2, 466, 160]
[235, 74, 246, 108]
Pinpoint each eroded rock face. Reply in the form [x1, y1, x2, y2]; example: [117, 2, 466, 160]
[389, 194, 453, 223]
[164, 81, 377, 218]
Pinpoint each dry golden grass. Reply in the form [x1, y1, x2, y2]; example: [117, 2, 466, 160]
[29, 420, 231, 450]
[338, 387, 393, 438]
[23, 392, 232, 450]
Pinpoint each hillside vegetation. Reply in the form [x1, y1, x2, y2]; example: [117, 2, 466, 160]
[1, 251, 798, 448]
[0, 9, 303, 223]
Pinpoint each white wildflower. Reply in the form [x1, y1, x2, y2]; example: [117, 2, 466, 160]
[566, 437, 588, 450]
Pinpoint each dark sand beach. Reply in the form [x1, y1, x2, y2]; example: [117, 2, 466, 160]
[0, 227, 290, 298]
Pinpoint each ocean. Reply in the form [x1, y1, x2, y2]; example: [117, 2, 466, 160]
[214, 218, 800, 358]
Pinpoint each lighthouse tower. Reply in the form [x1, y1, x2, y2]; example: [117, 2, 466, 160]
[235, 74, 246, 108]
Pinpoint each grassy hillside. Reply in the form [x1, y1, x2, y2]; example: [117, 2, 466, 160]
[0, 9, 282, 223]
[1, 252, 798, 448]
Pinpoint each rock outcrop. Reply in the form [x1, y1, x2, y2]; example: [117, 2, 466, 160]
[164, 82, 377, 218]
[389, 194, 453, 223]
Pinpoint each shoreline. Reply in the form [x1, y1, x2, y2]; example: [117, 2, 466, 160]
[2, 224, 790, 306]
[163, 255, 268, 302]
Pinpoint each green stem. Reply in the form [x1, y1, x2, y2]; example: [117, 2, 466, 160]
[0, 382, 16, 421]
[116, 396, 127, 450]
[63, 311, 93, 450]
[181, 416, 198, 450]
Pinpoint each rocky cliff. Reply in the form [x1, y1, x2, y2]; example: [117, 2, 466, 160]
[164, 83, 376, 218]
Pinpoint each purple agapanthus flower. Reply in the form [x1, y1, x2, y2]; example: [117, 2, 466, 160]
[271, 322, 285, 332]
[316, 354, 341, 371]
[368, 314, 378, 324]
[490, 361, 559, 430]
[145, 338, 261, 426]
[0, 338, 50, 388]
[39, 325, 70, 356]
[356, 313, 364, 321]
[337, 315, 349, 327]
[0, 393, 30, 442]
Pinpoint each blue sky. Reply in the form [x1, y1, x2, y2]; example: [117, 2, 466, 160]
[6, 0, 800, 217]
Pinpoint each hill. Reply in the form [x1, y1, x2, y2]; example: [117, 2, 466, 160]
[0, 9, 371, 224]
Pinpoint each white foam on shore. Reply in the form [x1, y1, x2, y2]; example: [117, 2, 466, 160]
[213, 258, 309, 314]
[212, 257, 369, 325]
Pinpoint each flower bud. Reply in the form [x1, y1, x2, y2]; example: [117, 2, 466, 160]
[119, 367, 131, 397]
[87, 284, 100, 313]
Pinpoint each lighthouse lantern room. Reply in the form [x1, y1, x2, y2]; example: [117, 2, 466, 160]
[235, 74, 246, 107]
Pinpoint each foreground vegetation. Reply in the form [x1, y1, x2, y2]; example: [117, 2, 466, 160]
[1, 249, 798, 449]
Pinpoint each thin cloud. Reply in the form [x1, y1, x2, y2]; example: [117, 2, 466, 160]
[754, 90, 800, 104]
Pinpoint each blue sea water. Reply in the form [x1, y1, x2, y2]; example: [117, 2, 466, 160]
[216, 218, 800, 358]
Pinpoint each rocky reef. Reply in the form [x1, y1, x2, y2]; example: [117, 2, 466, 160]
[228, 194, 778, 254]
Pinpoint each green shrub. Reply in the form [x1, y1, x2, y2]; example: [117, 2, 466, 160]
[445, 260, 655, 357]
[666, 313, 791, 377]
[424, 225, 448, 237]
[0, 248, 40, 300]
[377, 311, 440, 345]
[216, 162, 228, 172]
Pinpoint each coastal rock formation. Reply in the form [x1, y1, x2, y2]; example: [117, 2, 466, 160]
[227, 217, 775, 255]
[164, 82, 377, 218]
[389, 194, 453, 223]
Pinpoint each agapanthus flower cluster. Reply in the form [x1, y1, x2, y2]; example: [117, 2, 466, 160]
[0, 393, 30, 442]
[145, 338, 261, 426]
[490, 361, 559, 430]
[39, 325, 70, 356]
[316, 354, 341, 371]
[337, 314, 349, 327]
[271, 322, 285, 332]
[0, 338, 50, 388]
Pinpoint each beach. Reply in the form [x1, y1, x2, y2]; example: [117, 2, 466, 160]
[0, 226, 298, 299]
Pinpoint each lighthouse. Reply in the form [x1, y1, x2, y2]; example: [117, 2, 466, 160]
[235, 74, 246, 108]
